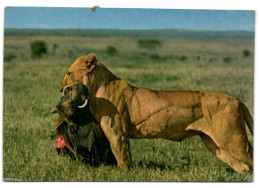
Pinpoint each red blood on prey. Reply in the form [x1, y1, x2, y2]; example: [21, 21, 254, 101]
[56, 136, 67, 149]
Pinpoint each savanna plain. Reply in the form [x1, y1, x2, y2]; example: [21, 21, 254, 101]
[3, 30, 254, 181]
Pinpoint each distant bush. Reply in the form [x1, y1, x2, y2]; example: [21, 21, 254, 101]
[177, 55, 187, 61]
[138, 39, 161, 49]
[150, 54, 167, 61]
[196, 56, 200, 60]
[223, 57, 232, 63]
[180, 56, 187, 61]
[106, 46, 117, 55]
[30, 41, 47, 58]
[150, 54, 161, 61]
[243, 50, 250, 58]
[4, 53, 16, 62]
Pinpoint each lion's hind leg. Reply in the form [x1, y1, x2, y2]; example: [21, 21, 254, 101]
[187, 117, 252, 173]
[200, 133, 251, 173]
[212, 108, 253, 172]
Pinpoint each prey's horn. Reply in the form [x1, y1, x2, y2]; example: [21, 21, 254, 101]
[78, 99, 88, 108]
[63, 85, 71, 96]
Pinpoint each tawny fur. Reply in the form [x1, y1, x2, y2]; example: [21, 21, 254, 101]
[59, 53, 253, 172]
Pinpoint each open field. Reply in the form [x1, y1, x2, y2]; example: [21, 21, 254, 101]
[3, 29, 254, 181]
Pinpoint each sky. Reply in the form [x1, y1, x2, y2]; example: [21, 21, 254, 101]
[4, 7, 255, 31]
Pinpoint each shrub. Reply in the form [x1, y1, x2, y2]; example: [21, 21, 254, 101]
[178, 56, 187, 61]
[223, 57, 231, 63]
[30, 41, 47, 58]
[4, 53, 16, 62]
[150, 54, 167, 61]
[180, 56, 187, 61]
[243, 50, 250, 58]
[138, 39, 161, 49]
[106, 46, 117, 55]
[150, 54, 161, 61]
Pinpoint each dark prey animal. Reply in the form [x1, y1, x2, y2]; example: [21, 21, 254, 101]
[51, 83, 117, 166]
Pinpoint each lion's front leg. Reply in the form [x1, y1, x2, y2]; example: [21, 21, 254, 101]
[100, 114, 132, 169]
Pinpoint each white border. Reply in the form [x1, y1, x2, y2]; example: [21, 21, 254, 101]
[0, 0, 259, 187]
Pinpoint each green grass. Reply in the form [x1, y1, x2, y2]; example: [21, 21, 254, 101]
[3, 33, 254, 181]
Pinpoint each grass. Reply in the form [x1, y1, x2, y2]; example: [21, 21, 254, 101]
[3, 32, 254, 181]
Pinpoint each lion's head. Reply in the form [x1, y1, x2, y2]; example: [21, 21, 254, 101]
[59, 54, 118, 94]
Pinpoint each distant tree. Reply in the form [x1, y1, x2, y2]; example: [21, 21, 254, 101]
[31, 41, 47, 58]
[179, 56, 187, 61]
[106, 46, 117, 55]
[223, 57, 231, 63]
[243, 50, 250, 58]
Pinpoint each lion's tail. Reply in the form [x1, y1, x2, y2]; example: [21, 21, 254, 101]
[241, 103, 254, 135]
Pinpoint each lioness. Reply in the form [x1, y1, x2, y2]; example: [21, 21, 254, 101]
[52, 83, 117, 165]
[59, 53, 253, 172]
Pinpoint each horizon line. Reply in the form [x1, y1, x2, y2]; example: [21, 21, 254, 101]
[4, 27, 255, 32]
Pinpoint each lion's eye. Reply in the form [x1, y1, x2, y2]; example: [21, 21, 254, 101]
[67, 72, 72, 77]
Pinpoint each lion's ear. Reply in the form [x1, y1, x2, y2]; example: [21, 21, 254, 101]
[86, 53, 98, 72]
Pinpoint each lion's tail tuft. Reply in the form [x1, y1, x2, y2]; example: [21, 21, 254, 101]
[241, 103, 254, 136]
